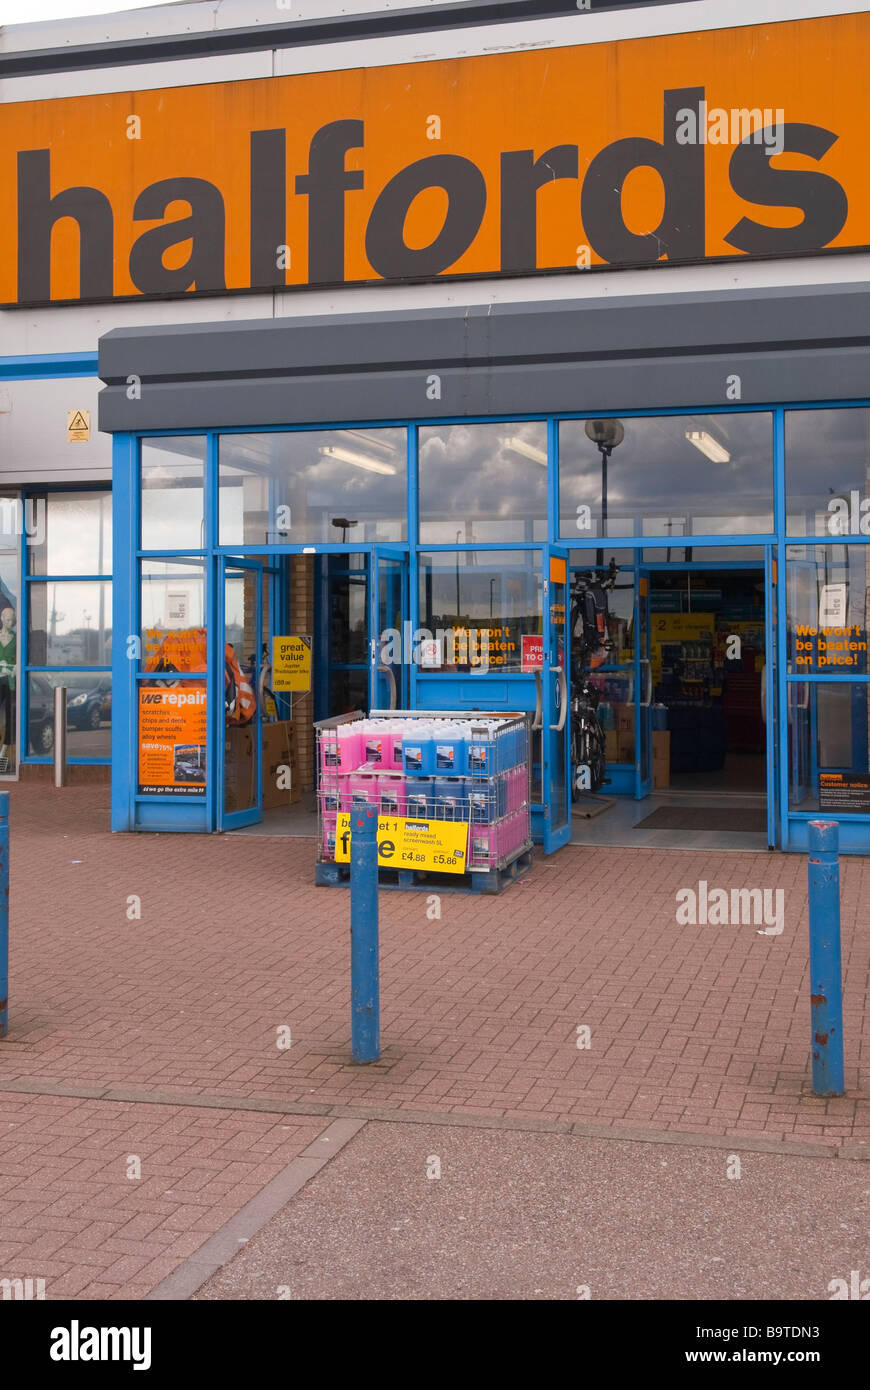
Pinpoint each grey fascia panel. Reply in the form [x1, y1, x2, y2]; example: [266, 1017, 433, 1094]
[98, 282, 870, 385]
[97, 282, 870, 432]
[98, 347, 870, 434]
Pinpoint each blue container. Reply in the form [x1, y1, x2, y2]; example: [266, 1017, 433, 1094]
[467, 783, 494, 824]
[403, 726, 433, 776]
[514, 722, 529, 770]
[651, 703, 669, 731]
[404, 779, 432, 818]
[470, 776, 507, 821]
[598, 702, 615, 731]
[467, 729, 495, 778]
[432, 727, 467, 773]
[431, 776, 468, 820]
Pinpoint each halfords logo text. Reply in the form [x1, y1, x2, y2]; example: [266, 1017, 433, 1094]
[50, 1321, 151, 1371]
[12, 91, 844, 301]
[1, 11, 861, 306]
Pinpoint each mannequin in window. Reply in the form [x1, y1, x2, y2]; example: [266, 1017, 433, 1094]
[0, 604, 16, 764]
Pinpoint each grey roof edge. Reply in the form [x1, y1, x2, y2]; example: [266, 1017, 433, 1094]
[97, 344, 870, 434]
[98, 281, 870, 385]
[0, 1, 690, 80]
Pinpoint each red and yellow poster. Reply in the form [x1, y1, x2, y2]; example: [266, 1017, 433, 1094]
[138, 686, 207, 795]
[139, 626, 208, 794]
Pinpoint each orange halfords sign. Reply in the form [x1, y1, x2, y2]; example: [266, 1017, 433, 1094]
[1, 12, 868, 307]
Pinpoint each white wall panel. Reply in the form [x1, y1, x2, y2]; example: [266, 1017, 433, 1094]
[0, 377, 112, 483]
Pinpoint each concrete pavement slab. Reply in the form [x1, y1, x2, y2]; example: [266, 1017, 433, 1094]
[194, 1121, 870, 1301]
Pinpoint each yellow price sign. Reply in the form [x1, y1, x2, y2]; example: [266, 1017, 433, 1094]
[652, 613, 715, 641]
[334, 813, 469, 874]
[272, 635, 311, 693]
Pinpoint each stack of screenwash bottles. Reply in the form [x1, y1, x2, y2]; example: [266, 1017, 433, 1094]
[318, 714, 530, 870]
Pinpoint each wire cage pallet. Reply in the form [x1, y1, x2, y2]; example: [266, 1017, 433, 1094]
[314, 707, 533, 891]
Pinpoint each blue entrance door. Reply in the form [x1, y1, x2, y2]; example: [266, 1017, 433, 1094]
[634, 560, 653, 800]
[370, 546, 409, 710]
[218, 557, 265, 830]
[542, 545, 572, 853]
[765, 546, 781, 849]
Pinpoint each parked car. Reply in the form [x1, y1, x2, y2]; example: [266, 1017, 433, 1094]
[29, 674, 54, 754]
[174, 759, 204, 784]
[67, 677, 111, 731]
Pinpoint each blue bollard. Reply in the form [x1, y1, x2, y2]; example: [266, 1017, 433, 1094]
[350, 803, 380, 1063]
[807, 820, 845, 1097]
[0, 791, 8, 1038]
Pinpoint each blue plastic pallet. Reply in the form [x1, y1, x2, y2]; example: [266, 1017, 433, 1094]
[314, 845, 533, 896]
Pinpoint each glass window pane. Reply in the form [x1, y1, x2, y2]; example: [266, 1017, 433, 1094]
[788, 681, 870, 814]
[141, 560, 206, 671]
[28, 491, 112, 576]
[786, 408, 870, 537]
[28, 671, 111, 759]
[28, 581, 112, 666]
[0, 551, 19, 776]
[141, 437, 206, 550]
[570, 552, 637, 667]
[786, 544, 870, 675]
[219, 429, 406, 544]
[643, 545, 767, 563]
[417, 550, 541, 672]
[559, 414, 774, 538]
[419, 423, 548, 542]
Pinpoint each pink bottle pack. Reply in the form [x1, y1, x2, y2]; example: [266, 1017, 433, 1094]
[505, 765, 526, 813]
[349, 771, 379, 807]
[320, 731, 341, 775]
[320, 776, 341, 815]
[361, 719, 392, 768]
[378, 772, 406, 816]
[337, 724, 364, 771]
[322, 813, 338, 860]
[469, 825, 495, 868]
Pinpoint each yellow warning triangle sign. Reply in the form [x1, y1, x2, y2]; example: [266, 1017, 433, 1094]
[67, 409, 90, 442]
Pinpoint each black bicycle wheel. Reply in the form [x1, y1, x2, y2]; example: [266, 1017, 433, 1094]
[589, 733, 606, 792]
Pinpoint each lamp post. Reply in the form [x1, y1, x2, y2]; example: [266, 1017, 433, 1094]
[331, 517, 358, 544]
[455, 529, 462, 621]
[584, 419, 625, 567]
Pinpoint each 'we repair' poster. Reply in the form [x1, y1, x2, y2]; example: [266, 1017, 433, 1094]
[138, 687, 207, 794]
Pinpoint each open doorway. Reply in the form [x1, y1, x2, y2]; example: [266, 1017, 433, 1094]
[226, 547, 410, 836]
[649, 567, 766, 799]
[224, 552, 370, 834]
[570, 555, 771, 850]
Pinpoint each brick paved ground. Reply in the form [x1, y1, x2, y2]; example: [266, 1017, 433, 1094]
[0, 784, 868, 1297]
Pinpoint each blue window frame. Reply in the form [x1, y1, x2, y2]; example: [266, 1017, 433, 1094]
[21, 485, 112, 766]
[109, 399, 870, 853]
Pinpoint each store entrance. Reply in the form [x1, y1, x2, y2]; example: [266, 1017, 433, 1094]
[218, 547, 409, 833]
[570, 554, 774, 850]
[648, 567, 767, 799]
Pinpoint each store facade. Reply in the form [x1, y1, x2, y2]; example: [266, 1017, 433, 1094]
[3, 0, 870, 853]
[98, 293, 870, 853]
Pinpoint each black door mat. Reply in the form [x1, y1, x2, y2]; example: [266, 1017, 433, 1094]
[635, 807, 767, 832]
